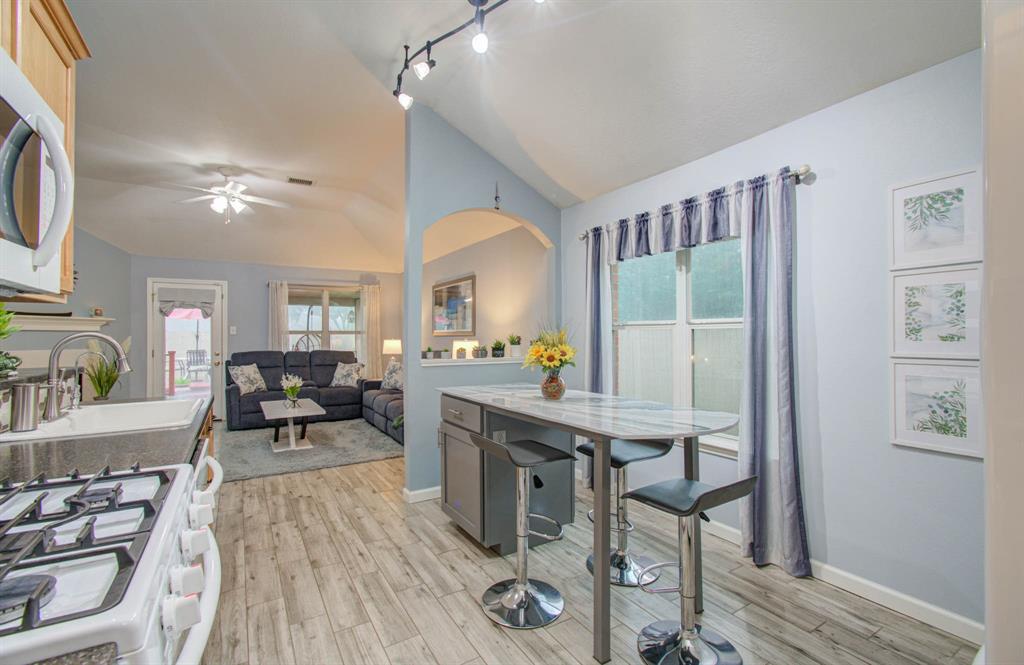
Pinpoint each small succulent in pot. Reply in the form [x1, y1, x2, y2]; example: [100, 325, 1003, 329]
[507, 333, 522, 358]
[491, 339, 506, 358]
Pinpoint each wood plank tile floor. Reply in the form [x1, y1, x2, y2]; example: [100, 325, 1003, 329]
[205, 458, 978, 665]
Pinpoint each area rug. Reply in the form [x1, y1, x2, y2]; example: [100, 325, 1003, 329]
[215, 418, 403, 482]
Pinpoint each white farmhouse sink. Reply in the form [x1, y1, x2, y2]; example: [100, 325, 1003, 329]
[0, 398, 203, 443]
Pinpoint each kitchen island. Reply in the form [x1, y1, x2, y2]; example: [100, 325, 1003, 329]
[438, 383, 738, 664]
[0, 396, 214, 482]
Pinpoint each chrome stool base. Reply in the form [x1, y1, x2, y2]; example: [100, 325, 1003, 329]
[587, 549, 661, 587]
[637, 620, 742, 665]
[482, 578, 564, 629]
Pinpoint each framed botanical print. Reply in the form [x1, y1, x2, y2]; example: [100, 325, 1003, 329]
[432, 275, 475, 336]
[890, 169, 982, 270]
[892, 264, 981, 359]
[891, 359, 983, 458]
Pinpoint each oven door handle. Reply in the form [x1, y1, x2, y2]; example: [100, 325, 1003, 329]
[31, 114, 73, 268]
[192, 455, 223, 506]
[175, 528, 221, 665]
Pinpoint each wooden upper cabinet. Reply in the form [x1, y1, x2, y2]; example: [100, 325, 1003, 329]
[1, 0, 89, 302]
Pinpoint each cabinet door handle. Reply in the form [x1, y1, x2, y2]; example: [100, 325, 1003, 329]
[447, 408, 462, 418]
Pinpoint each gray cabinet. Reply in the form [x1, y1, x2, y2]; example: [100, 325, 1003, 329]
[439, 422, 483, 540]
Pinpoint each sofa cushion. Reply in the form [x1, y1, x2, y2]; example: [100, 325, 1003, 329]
[384, 398, 404, 421]
[310, 350, 357, 387]
[239, 390, 287, 414]
[318, 386, 361, 407]
[228, 364, 267, 395]
[229, 351, 284, 390]
[330, 362, 363, 387]
[362, 389, 381, 408]
[284, 351, 311, 381]
[372, 392, 402, 415]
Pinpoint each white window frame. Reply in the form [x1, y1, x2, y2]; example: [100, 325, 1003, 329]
[613, 248, 742, 459]
[287, 286, 363, 352]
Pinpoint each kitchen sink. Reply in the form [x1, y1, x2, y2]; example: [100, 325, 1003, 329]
[0, 397, 204, 442]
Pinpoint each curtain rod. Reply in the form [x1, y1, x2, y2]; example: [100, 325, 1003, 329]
[576, 163, 812, 241]
[266, 280, 364, 288]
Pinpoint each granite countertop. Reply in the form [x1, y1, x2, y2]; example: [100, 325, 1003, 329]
[0, 369, 50, 391]
[0, 396, 213, 483]
[440, 383, 739, 440]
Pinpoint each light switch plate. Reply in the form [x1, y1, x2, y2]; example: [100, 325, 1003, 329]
[229, 326, 237, 335]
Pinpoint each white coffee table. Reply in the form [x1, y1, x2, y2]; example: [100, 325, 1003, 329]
[259, 398, 326, 453]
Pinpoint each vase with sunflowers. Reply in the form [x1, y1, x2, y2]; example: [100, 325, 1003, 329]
[522, 329, 576, 400]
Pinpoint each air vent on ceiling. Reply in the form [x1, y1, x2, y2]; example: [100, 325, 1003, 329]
[287, 177, 314, 186]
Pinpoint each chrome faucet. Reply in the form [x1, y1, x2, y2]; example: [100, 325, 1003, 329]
[45, 332, 131, 421]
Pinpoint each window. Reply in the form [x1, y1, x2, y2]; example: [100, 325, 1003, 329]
[287, 286, 362, 352]
[612, 239, 743, 447]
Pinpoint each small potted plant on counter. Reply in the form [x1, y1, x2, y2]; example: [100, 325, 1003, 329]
[440, 348, 451, 359]
[507, 333, 522, 358]
[0, 303, 22, 378]
[422, 347, 431, 360]
[84, 337, 131, 400]
[491, 339, 506, 358]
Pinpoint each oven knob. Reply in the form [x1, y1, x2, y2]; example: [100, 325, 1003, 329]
[188, 503, 215, 529]
[170, 564, 205, 595]
[162, 594, 201, 633]
[180, 528, 210, 560]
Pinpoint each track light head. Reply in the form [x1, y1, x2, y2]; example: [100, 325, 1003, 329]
[472, 31, 488, 54]
[413, 59, 435, 80]
[395, 91, 414, 110]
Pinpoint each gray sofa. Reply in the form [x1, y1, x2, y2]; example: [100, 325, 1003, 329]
[362, 380, 403, 445]
[225, 350, 363, 430]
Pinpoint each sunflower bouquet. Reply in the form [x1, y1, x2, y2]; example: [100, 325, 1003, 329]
[522, 329, 576, 400]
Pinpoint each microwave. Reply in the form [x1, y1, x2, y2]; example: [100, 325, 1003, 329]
[0, 47, 73, 296]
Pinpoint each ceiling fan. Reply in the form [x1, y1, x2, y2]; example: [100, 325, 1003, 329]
[176, 172, 291, 223]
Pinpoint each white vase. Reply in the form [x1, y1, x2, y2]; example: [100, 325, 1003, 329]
[509, 344, 522, 359]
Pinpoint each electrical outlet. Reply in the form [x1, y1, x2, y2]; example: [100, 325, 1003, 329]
[493, 430, 507, 444]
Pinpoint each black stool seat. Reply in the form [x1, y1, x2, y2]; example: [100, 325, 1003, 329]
[469, 433, 575, 468]
[623, 477, 758, 517]
[575, 439, 673, 468]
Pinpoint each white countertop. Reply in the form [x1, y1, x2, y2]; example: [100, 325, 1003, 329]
[439, 383, 739, 440]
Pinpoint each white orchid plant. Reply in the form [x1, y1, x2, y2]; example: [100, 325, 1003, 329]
[281, 373, 303, 401]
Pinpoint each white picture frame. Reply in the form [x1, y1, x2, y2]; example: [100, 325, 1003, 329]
[891, 264, 981, 359]
[890, 169, 982, 270]
[891, 359, 983, 458]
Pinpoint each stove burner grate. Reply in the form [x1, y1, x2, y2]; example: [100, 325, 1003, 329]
[0, 574, 56, 624]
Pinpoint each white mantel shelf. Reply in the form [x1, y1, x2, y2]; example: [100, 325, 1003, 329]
[421, 357, 524, 368]
[12, 315, 114, 332]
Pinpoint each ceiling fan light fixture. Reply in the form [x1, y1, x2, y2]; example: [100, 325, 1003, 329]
[210, 196, 228, 214]
[229, 198, 246, 214]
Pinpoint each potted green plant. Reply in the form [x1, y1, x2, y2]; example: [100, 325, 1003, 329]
[507, 333, 522, 359]
[281, 373, 303, 407]
[84, 337, 131, 400]
[440, 348, 451, 359]
[491, 339, 506, 358]
[0, 303, 22, 378]
[422, 347, 430, 360]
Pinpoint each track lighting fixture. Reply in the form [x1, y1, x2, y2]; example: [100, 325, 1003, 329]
[392, 0, 541, 110]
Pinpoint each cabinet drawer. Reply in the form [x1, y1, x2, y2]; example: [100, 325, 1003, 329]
[441, 395, 481, 433]
[440, 423, 483, 540]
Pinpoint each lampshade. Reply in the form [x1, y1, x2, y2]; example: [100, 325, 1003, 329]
[382, 339, 402, 355]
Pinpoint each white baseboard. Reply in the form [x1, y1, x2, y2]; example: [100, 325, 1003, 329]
[701, 519, 983, 645]
[403, 485, 441, 504]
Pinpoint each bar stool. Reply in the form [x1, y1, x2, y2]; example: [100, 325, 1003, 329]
[575, 438, 674, 586]
[469, 432, 576, 629]
[625, 475, 758, 665]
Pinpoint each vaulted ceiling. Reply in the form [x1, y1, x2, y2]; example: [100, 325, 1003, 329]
[68, 1, 980, 272]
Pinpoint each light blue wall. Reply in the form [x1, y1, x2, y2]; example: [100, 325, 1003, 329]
[560, 52, 984, 622]
[404, 106, 561, 492]
[127, 255, 403, 397]
[4, 229, 133, 398]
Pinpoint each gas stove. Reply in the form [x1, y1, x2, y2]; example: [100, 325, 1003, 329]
[0, 454, 223, 664]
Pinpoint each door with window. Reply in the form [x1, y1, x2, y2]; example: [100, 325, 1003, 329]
[147, 279, 228, 419]
[287, 286, 362, 353]
[612, 239, 743, 449]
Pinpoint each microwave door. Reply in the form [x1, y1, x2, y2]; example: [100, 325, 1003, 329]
[0, 102, 34, 247]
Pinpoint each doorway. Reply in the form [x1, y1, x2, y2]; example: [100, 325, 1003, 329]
[146, 278, 228, 418]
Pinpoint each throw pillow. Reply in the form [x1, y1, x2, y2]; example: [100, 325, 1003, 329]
[228, 363, 267, 395]
[381, 358, 404, 391]
[330, 362, 363, 387]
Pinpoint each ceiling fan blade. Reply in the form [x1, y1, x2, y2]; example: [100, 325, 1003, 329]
[177, 194, 217, 204]
[239, 205, 255, 216]
[176, 184, 220, 194]
[238, 194, 291, 208]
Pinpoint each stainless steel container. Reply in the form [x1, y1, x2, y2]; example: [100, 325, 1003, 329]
[10, 382, 46, 432]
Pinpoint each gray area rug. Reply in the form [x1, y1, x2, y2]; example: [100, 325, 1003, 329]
[215, 418, 403, 482]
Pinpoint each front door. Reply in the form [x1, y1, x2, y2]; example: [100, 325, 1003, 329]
[147, 279, 228, 419]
